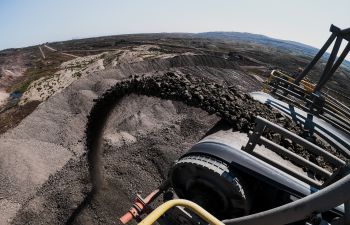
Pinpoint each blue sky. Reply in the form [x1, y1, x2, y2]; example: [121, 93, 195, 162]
[1, 0, 349, 56]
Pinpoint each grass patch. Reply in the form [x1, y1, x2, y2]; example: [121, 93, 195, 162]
[8, 50, 71, 93]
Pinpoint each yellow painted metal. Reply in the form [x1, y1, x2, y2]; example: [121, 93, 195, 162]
[264, 70, 315, 94]
[300, 80, 315, 94]
[138, 199, 225, 225]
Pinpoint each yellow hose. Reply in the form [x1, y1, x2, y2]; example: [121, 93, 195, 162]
[138, 199, 225, 225]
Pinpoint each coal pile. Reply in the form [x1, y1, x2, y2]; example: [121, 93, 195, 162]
[87, 72, 345, 181]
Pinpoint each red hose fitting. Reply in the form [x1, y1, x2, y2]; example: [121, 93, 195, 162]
[119, 190, 160, 224]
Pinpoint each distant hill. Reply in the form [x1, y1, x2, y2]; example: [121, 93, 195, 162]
[196, 31, 350, 70]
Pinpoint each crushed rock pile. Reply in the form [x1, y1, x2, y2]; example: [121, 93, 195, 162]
[87, 72, 345, 179]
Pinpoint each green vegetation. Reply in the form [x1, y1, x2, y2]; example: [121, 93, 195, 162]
[9, 50, 71, 93]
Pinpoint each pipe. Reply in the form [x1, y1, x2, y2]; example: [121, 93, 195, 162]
[120, 180, 170, 224]
[120, 190, 160, 224]
[222, 173, 350, 225]
[138, 199, 225, 225]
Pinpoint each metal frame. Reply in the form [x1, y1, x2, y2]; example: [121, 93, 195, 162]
[265, 24, 350, 140]
[242, 116, 345, 188]
[226, 116, 350, 224]
[294, 24, 350, 91]
[267, 70, 350, 150]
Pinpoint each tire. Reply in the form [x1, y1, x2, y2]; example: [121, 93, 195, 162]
[169, 154, 250, 220]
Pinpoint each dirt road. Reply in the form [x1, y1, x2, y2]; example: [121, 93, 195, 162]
[44, 44, 78, 58]
[44, 44, 57, 52]
[39, 46, 46, 59]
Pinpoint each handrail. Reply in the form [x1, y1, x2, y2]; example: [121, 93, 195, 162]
[138, 199, 224, 225]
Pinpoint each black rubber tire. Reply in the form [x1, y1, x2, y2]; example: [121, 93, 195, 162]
[169, 154, 250, 220]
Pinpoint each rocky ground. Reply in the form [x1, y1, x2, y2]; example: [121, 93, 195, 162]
[0, 46, 258, 224]
[0, 38, 348, 225]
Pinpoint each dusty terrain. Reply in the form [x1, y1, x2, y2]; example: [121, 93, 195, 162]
[0, 34, 349, 225]
[0, 44, 260, 224]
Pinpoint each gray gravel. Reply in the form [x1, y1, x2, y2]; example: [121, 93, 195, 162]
[1, 55, 257, 224]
